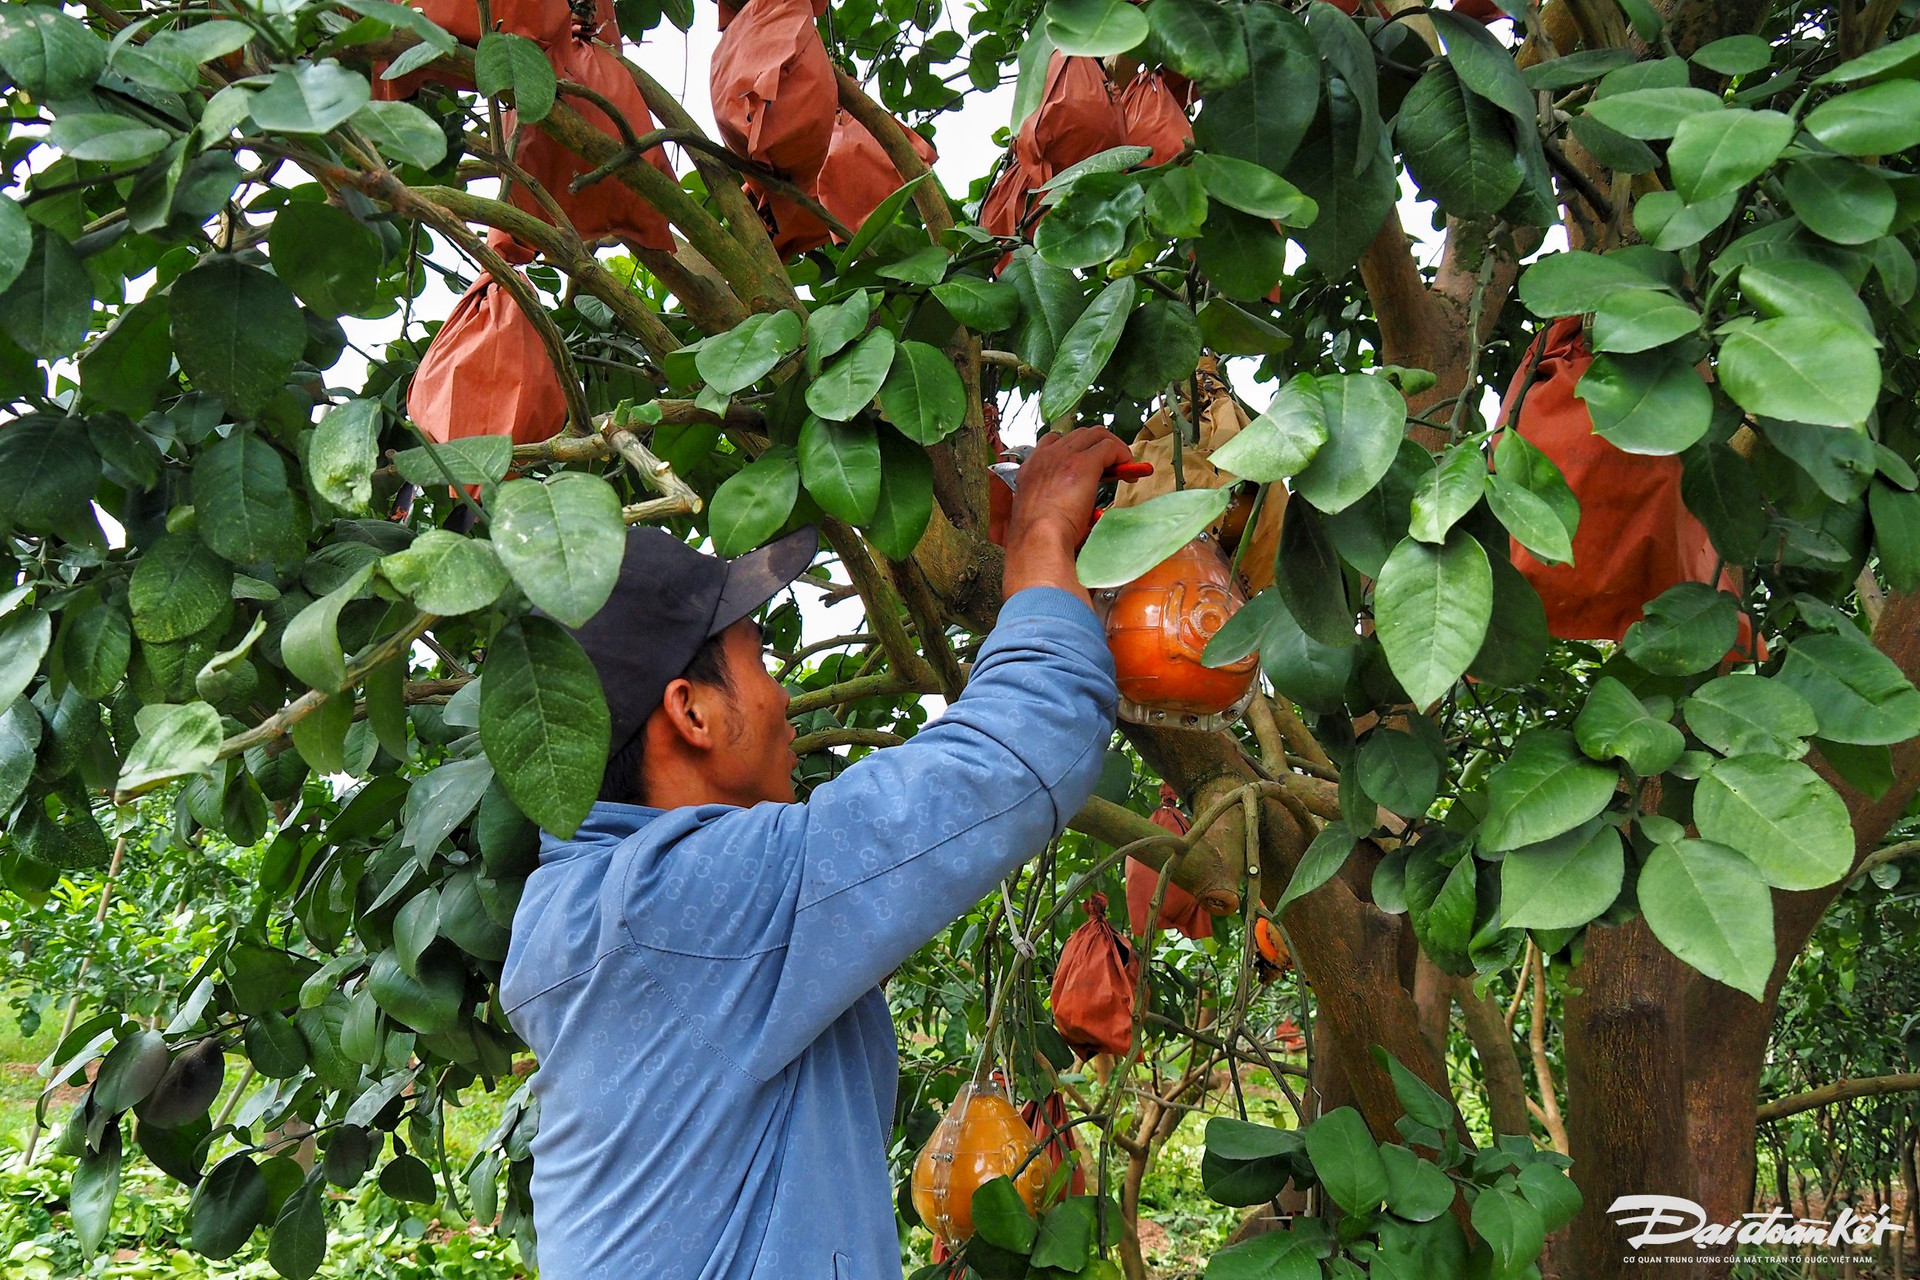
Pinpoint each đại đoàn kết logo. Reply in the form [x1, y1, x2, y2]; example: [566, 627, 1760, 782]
[1609, 1195, 1906, 1257]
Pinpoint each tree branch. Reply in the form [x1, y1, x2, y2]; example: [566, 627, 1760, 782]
[1758, 1074, 1920, 1124]
[833, 69, 954, 241]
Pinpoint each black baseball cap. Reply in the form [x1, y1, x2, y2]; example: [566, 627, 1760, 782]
[567, 525, 819, 757]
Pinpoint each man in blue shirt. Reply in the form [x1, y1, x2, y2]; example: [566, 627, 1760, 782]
[501, 426, 1135, 1278]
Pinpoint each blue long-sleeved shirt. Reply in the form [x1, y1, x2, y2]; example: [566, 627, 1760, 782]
[500, 586, 1119, 1280]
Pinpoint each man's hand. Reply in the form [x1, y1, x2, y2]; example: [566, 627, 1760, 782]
[1002, 426, 1137, 605]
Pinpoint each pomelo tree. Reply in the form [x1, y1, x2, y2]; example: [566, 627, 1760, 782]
[1, 0, 1919, 1275]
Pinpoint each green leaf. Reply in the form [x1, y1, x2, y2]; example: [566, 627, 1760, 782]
[1872, 480, 1920, 592]
[1470, 553, 1550, 688]
[1043, 0, 1149, 58]
[479, 616, 610, 838]
[971, 1175, 1039, 1251]
[48, 113, 172, 163]
[1789, 157, 1896, 245]
[805, 290, 869, 374]
[1488, 474, 1573, 564]
[1681, 441, 1766, 564]
[81, 296, 174, 417]
[1522, 47, 1636, 90]
[1192, 153, 1319, 223]
[367, 948, 464, 1035]
[1775, 633, 1920, 746]
[0, 196, 32, 296]
[698, 310, 803, 395]
[118, 701, 222, 796]
[1258, 591, 1354, 713]
[865, 428, 934, 560]
[1576, 350, 1713, 455]
[1036, 171, 1145, 270]
[170, 257, 305, 418]
[269, 202, 383, 319]
[0, 413, 100, 535]
[930, 277, 1019, 333]
[1114, 297, 1204, 399]
[191, 1154, 269, 1260]
[267, 1177, 327, 1280]
[1040, 277, 1137, 421]
[249, 61, 372, 135]
[1693, 754, 1852, 890]
[0, 4, 106, 98]
[1206, 1229, 1323, 1280]
[1379, 1142, 1456, 1222]
[378, 1154, 437, 1204]
[709, 452, 800, 557]
[798, 416, 881, 524]
[1817, 31, 1920, 85]
[1518, 1163, 1583, 1233]
[1633, 189, 1737, 251]
[1621, 582, 1739, 676]
[1582, 87, 1724, 139]
[1501, 817, 1626, 929]
[352, 99, 448, 168]
[289, 693, 352, 774]
[1145, 164, 1210, 237]
[1691, 34, 1773, 76]
[1667, 108, 1791, 203]
[195, 430, 297, 564]
[1567, 112, 1660, 173]
[309, 400, 382, 515]
[1518, 250, 1667, 318]
[71, 1120, 120, 1255]
[1280, 82, 1397, 273]
[1638, 839, 1774, 1000]
[1142, 0, 1245, 90]
[473, 31, 557, 121]
[1374, 532, 1492, 709]
[244, 1010, 308, 1080]
[489, 474, 627, 628]
[1209, 374, 1326, 483]
[1003, 247, 1087, 371]
[0, 227, 93, 360]
[1430, 9, 1534, 120]
[1589, 289, 1700, 354]
[129, 534, 231, 643]
[806, 328, 895, 422]
[0, 696, 42, 815]
[1481, 729, 1620, 852]
[841, 174, 931, 264]
[1719, 316, 1881, 428]
[1291, 373, 1405, 514]
[1194, 203, 1290, 302]
[1740, 260, 1875, 334]
[1192, 4, 1319, 175]
[878, 341, 966, 445]
[1683, 674, 1818, 758]
[1576, 676, 1684, 775]
[1395, 63, 1524, 219]
[1472, 1187, 1547, 1280]
[1275, 500, 1352, 649]
[1804, 81, 1920, 155]
[1030, 1197, 1096, 1270]
[380, 531, 510, 616]
[392, 436, 512, 487]
[1278, 821, 1358, 911]
[1357, 731, 1440, 817]
[1076, 486, 1234, 589]
[282, 566, 373, 694]
[1302, 1107, 1387, 1216]
[401, 757, 491, 855]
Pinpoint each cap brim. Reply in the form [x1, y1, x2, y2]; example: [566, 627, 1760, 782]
[710, 525, 819, 635]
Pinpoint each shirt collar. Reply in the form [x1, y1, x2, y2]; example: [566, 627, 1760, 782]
[539, 801, 663, 860]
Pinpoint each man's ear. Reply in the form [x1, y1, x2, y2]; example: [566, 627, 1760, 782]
[656, 677, 716, 750]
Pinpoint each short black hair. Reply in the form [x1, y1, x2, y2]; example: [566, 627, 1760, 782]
[597, 630, 736, 805]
